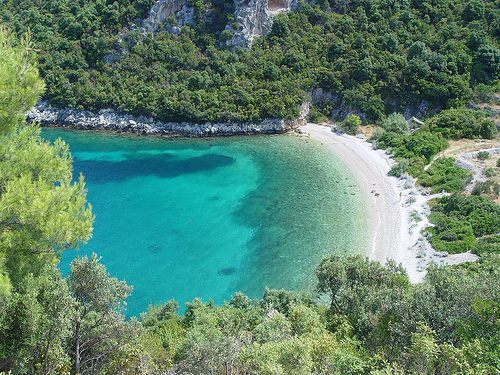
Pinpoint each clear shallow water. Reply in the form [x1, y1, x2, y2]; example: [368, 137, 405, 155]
[42, 129, 369, 316]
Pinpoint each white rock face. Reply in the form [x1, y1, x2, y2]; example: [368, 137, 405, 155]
[140, 0, 297, 48]
[27, 102, 307, 137]
[142, 0, 195, 33]
[228, 0, 297, 48]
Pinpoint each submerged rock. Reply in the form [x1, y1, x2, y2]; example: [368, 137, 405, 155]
[218, 267, 237, 276]
[148, 244, 163, 254]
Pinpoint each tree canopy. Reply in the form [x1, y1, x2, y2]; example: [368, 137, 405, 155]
[1, 0, 499, 123]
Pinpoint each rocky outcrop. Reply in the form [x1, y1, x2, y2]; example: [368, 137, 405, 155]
[107, 0, 297, 56]
[228, 0, 297, 48]
[142, 0, 195, 33]
[27, 102, 306, 137]
[310, 88, 432, 123]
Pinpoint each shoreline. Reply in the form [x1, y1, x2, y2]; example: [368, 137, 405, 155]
[34, 106, 478, 282]
[300, 123, 474, 283]
[27, 101, 308, 137]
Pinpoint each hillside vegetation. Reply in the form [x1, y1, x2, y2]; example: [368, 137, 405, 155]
[1, 0, 499, 122]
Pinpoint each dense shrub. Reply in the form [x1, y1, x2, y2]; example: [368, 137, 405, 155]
[375, 129, 447, 178]
[472, 180, 500, 198]
[338, 114, 361, 135]
[418, 158, 471, 193]
[473, 82, 500, 103]
[1, 0, 498, 122]
[426, 108, 496, 140]
[476, 151, 491, 160]
[388, 159, 409, 177]
[471, 234, 500, 256]
[379, 113, 409, 134]
[484, 167, 496, 177]
[429, 194, 500, 252]
[428, 213, 477, 253]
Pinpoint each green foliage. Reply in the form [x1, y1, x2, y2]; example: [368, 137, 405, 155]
[379, 113, 408, 134]
[405, 323, 439, 374]
[471, 234, 500, 256]
[2, 0, 497, 122]
[472, 179, 500, 198]
[484, 167, 496, 177]
[426, 107, 496, 140]
[418, 158, 471, 193]
[0, 26, 92, 300]
[476, 150, 490, 160]
[0, 29, 45, 134]
[427, 213, 477, 253]
[338, 114, 361, 135]
[473, 82, 500, 103]
[315, 254, 500, 371]
[0, 126, 94, 285]
[428, 194, 500, 252]
[68, 253, 139, 375]
[375, 129, 447, 177]
[0, 265, 74, 374]
[388, 159, 409, 177]
[316, 254, 410, 347]
[307, 105, 329, 123]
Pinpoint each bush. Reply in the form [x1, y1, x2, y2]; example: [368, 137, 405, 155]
[407, 156, 428, 177]
[308, 106, 329, 123]
[471, 235, 500, 256]
[379, 113, 408, 134]
[429, 194, 500, 248]
[418, 158, 471, 193]
[484, 168, 496, 177]
[426, 108, 496, 140]
[339, 114, 361, 135]
[476, 151, 490, 160]
[428, 213, 477, 253]
[388, 159, 409, 177]
[404, 130, 448, 161]
[473, 83, 500, 104]
[374, 130, 446, 177]
[472, 180, 499, 197]
[377, 130, 447, 162]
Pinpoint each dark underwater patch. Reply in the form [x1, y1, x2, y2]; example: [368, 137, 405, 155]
[218, 267, 237, 276]
[148, 244, 162, 254]
[73, 153, 235, 184]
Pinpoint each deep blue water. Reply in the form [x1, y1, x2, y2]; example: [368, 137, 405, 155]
[42, 129, 368, 316]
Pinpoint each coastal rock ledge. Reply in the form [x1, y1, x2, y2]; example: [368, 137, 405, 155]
[27, 101, 306, 137]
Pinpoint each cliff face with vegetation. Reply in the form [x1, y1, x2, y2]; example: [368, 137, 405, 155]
[3, 0, 498, 126]
[141, 0, 195, 33]
[140, 0, 297, 47]
[228, 0, 297, 48]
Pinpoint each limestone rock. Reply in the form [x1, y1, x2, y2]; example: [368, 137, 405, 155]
[228, 0, 297, 48]
[27, 101, 307, 137]
[142, 0, 195, 33]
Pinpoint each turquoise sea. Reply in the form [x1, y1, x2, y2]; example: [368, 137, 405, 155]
[42, 129, 369, 316]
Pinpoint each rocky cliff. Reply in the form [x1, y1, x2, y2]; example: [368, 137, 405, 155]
[141, 0, 195, 34]
[27, 102, 308, 137]
[139, 0, 297, 48]
[228, 0, 296, 48]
